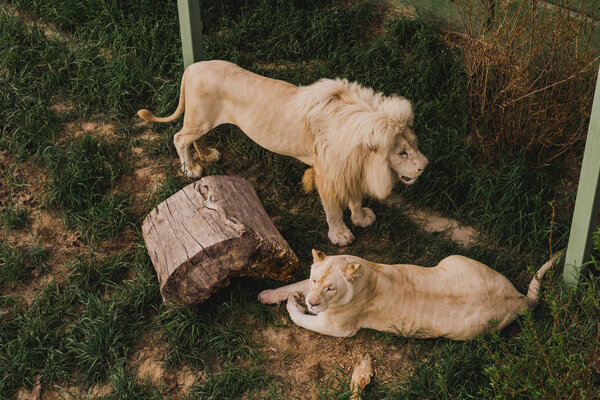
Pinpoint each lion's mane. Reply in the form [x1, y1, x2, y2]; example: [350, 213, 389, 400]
[295, 78, 413, 204]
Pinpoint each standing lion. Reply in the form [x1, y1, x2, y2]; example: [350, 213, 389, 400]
[138, 60, 428, 245]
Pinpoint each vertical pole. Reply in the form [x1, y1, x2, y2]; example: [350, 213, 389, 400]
[177, 0, 203, 69]
[563, 67, 600, 287]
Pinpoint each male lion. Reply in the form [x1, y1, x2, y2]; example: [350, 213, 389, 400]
[138, 60, 428, 246]
[259, 250, 559, 340]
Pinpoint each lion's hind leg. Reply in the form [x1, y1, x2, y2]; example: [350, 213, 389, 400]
[193, 138, 221, 163]
[174, 125, 218, 178]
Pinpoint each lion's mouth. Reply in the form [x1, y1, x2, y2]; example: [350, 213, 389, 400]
[401, 176, 413, 183]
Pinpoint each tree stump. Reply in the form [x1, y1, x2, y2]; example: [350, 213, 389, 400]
[142, 175, 299, 305]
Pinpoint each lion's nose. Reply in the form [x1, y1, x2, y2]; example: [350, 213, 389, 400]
[308, 300, 320, 307]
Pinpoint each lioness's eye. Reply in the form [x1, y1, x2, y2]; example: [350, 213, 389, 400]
[312, 280, 316, 284]
[327, 287, 335, 292]
[399, 150, 408, 157]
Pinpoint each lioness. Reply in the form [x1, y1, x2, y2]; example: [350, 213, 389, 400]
[258, 250, 558, 340]
[138, 60, 428, 246]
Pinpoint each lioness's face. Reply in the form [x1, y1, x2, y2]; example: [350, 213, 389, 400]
[387, 128, 428, 185]
[305, 252, 356, 314]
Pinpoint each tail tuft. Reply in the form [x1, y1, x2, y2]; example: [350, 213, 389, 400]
[302, 168, 315, 193]
[137, 109, 154, 121]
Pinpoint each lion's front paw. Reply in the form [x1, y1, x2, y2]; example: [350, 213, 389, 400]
[258, 288, 287, 305]
[351, 207, 376, 227]
[328, 226, 355, 246]
[182, 163, 203, 178]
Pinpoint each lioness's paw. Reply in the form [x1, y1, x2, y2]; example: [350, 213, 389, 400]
[328, 227, 355, 246]
[182, 163, 203, 178]
[286, 293, 302, 315]
[351, 207, 376, 227]
[258, 289, 287, 305]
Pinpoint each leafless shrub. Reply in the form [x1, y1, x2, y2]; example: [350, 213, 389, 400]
[454, 0, 600, 164]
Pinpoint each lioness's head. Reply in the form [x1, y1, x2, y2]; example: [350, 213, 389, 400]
[387, 127, 428, 185]
[305, 249, 363, 314]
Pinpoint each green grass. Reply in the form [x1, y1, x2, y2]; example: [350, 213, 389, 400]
[186, 364, 273, 400]
[0, 239, 47, 284]
[0, 201, 29, 230]
[158, 302, 257, 369]
[65, 193, 134, 243]
[0, 281, 77, 394]
[0, 0, 596, 398]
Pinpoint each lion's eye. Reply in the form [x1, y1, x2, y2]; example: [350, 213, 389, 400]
[399, 150, 408, 157]
[312, 280, 316, 284]
[326, 287, 335, 292]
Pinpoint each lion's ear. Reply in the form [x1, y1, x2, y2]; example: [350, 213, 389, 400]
[312, 249, 326, 263]
[364, 118, 396, 154]
[343, 263, 361, 280]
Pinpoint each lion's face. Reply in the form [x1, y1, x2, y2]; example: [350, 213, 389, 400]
[386, 127, 428, 185]
[305, 250, 358, 314]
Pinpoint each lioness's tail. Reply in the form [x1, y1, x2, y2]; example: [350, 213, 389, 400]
[302, 168, 315, 192]
[526, 251, 563, 303]
[137, 74, 186, 123]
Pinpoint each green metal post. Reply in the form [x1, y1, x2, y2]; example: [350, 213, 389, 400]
[177, 0, 203, 68]
[563, 67, 600, 287]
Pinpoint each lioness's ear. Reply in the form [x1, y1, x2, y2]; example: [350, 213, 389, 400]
[343, 263, 361, 280]
[312, 249, 326, 263]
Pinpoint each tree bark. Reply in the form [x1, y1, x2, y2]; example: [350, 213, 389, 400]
[142, 175, 299, 305]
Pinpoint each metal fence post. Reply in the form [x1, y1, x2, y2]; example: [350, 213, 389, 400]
[563, 67, 600, 287]
[177, 0, 203, 68]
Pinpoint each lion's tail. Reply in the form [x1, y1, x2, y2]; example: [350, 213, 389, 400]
[302, 168, 315, 193]
[526, 251, 562, 305]
[137, 73, 186, 123]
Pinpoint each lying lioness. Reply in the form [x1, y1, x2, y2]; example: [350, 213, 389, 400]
[138, 60, 428, 246]
[259, 250, 557, 340]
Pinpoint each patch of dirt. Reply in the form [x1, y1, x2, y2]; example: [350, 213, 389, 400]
[38, 383, 112, 400]
[0, 151, 85, 305]
[385, 195, 479, 247]
[116, 129, 166, 216]
[49, 102, 75, 115]
[1, 3, 75, 46]
[58, 119, 116, 141]
[404, 205, 478, 246]
[256, 322, 413, 399]
[128, 331, 204, 396]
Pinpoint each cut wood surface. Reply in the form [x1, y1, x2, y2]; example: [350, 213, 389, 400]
[142, 175, 299, 305]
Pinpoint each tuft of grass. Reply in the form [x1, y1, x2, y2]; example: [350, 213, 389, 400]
[67, 252, 132, 295]
[0, 239, 47, 284]
[0, 202, 29, 230]
[44, 133, 127, 213]
[147, 171, 189, 209]
[186, 364, 273, 400]
[158, 304, 256, 369]
[108, 362, 166, 400]
[65, 193, 134, 243]
[0, 281, 77, 397]
[66, 265, 160, 385]
[312, 368, 353, 400]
